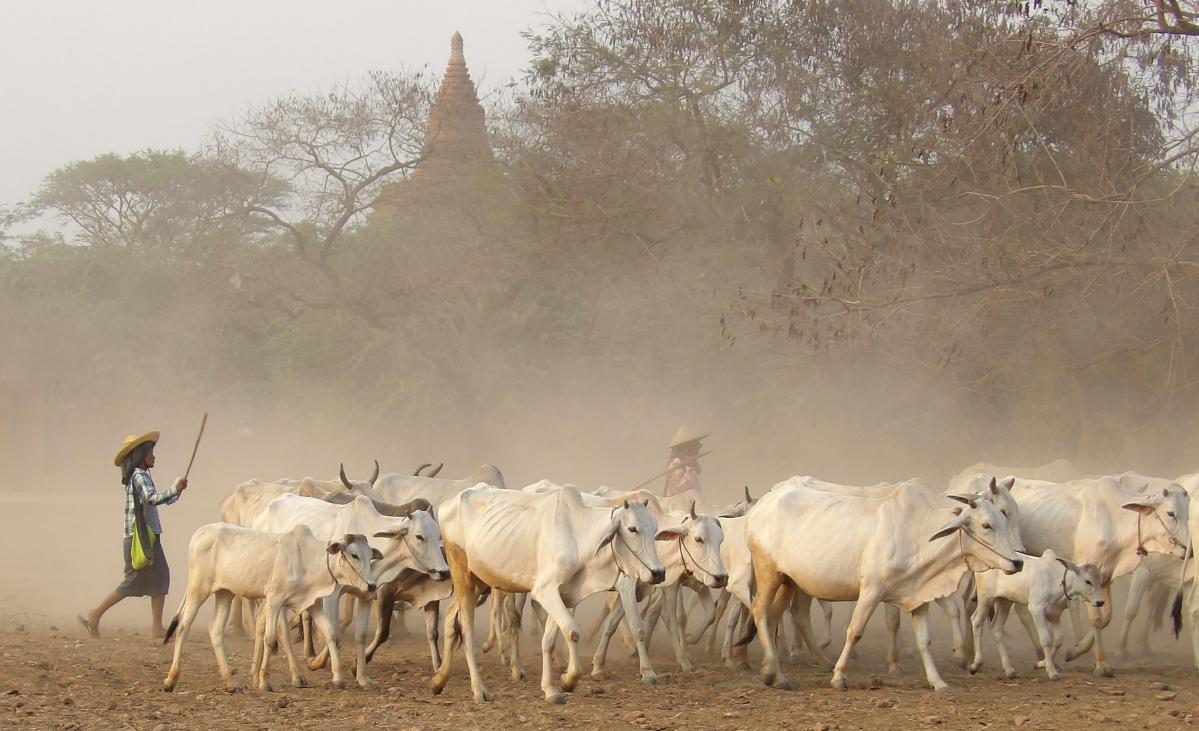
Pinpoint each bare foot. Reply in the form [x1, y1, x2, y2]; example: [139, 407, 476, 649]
[77, 614, 100, 639]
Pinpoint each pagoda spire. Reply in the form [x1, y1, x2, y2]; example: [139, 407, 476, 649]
[411, 31, 493, 181]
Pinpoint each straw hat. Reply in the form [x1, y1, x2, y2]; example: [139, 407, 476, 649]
[113, 431, 159, 466]
[668, 425, 708, 450]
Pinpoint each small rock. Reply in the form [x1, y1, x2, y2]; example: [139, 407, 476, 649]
[1151, 681, 1170, 691]
[590, 685, 605, 695]
[1013, 716, 1030, 727]
[1157, 692, 1178, 701]
[277, 696, 289, 709]
[387, 686, 400, 693]
[874, 699, 897, 709]
[1169, 709, 1182, 718]
[924, 716, 943, 725]
[194, 694, 206, 702]
[62, 696, 75, 706]
[5, 688, 18, 695]
[813, 725, 831, 731]
[106, 701, 117, 710]
[1100, 688, 1126, 697]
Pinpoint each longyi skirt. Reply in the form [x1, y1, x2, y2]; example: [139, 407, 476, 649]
[115, 535, 170, 597]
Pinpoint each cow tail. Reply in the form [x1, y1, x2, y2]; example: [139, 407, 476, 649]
[163, 606, 183, 645]
[1172, 589, 1185, 639]
[734, 556, 759, 648]
[448, 602, 465, 651]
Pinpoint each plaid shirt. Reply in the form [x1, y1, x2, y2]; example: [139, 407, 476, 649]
[123, 468, 179, 537]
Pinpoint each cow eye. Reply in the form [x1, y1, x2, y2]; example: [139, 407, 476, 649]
[1086, 580, 1093, 586]
[1167, 511, 1176, 518]
[416, 535, 425, 541]
[695, 537, 704, 544]
[981, 523, 992, 530]
[628, 526, 638, 534]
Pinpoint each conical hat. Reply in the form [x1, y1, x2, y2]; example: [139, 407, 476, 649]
[113, 431, 159, 466]
[668, 425, 708, 449]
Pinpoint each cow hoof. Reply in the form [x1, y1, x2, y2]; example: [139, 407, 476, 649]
[561, 672, 581, 692]
[641, 673, 658, 686]
[887, 664, 904, 677]
[482, 638, 495, 653]
[1034, 660, 1046, 669]
[547, 693, 566, 705]
[293, 676, 309, 688]
[830, 675, 849, 691]
[932, 682, 950, 693]
[223, 685, 242, 694]
[259, 683, 274, 693]
[1047, 672, 1061, 681]
[736, 662, 751, 672]
[775, 678, 792, 691]
[511, 668, 526, 682]
[161, 682, 175, 693]
[331, 679, 347, 690]
[968, 663, 980, 675]
[681, 662, 697, 674]
[1064, 648, 1079, 662]
[590, 670, 607, 681]
[1004, 670, 1017, 680]
[1094, 665, 1114, 678]
[473, 689, 492, 703]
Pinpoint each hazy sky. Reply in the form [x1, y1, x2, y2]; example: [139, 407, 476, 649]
[0, 0, 587, 209]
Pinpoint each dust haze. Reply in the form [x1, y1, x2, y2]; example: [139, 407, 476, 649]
[3, 0, 1199, 637]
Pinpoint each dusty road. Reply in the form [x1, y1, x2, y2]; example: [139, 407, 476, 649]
[1, 610, 1196, 731]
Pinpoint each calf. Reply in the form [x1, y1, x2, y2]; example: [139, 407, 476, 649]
[162, 524, 377, 692]
[970, 549, 1103, 680]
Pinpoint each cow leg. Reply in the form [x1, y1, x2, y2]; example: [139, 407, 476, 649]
[831, 590, 882, 691]
[749, 550, 792, 690]
[938, 593, 969, 668]
[787, 591, 832, 667]
[227, 596, 249, 640]
[352, 595, 374, 688]
[530, 586, 582, 702]
[498, 595, 524, 681]
[1116, 567, 1146, 658]
[424, 601, 443, 673]
[365, 583, 397, 664]
[208, 591, 237, 690]
[908, 602, 949, 691]
[817, 599, 834, 649]
[539, 614, 566, 703]
[616, 574, 658, 684]
[1187, 596, 1199, 671]
[1013, 605, 1047, 666]
[640, 589, 663, 651]
[968, 592, 989, 676]
[661, 585, 696, 672]
[257, 599, 286, 692]
[482, 589, 505, 654]
[722, 602, 748, 670]
[1088, 586, 1115, 676]
[884, 603, 903, 675]
[589, 593, 623, 681]
[163, 590, 207, 692]
[435, 545, 490, 703]
[308, 600, 348, 689]
[275, 611, 307, 688]
[991, 601, 1018, 679]
[1024, 605, 1061, 681]
[706, 590, 730, 655]
[302, 611, 318, 662]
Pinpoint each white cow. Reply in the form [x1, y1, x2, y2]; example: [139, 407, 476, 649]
[162, 524, 377, 692]
[970, 549, 1104, 680]
[589, 500, 728, 681]
[949, 459, 1085, 493]
[1113, 473, 1199, 658]
[253, 493, 450, 687]
[745, 477, 1024, 692]
[1003, 475, 1189, 676]
[369, 464, 506, 507]
[432, 485, 667, 704]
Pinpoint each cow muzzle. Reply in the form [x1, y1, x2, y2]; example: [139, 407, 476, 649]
[650, 568, 666, 585]
[366, 582, 378, 593]
[1094, 599, 1105, 608]
[1004, 558, 1024, 575]
[431, 570, 450, 581]
[712, 573, 729, 589]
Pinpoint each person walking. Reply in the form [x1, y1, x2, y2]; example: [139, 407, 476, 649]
[664, 425, 707, 497]
[78, 431, 187, 639]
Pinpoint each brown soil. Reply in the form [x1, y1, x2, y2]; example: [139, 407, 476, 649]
[0, 613, 1194, 731]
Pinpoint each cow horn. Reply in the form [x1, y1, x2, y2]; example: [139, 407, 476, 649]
[744, 485, 752, 504]
[946, 493, 978, 508]
[427, 462, 444, 478]
[690, 500, 698, 520]
[413, 463, 431, 476]
[339, 463, 353, 491]
[622, 499, 630, 509]
[370, 460, 380, 485]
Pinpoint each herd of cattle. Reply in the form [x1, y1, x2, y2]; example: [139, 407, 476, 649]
[158, 458, 1199, 704]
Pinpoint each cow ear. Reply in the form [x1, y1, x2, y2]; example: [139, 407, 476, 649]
[622, 499, 630, 510]
[327, 540, 344, 555]
[744, 486, 753, 504]
[594, 521, 620, 555]
[999, 477, 1015, 491]
[370, 547, 384, 561]
[988, 477, 998, 495]
[1121, 498, 1157, 515]
[642, 498, 650, 508]
[1055, 557, 1080, 574]
[928, 514, 967, 542]
[1163, 487, 1170, 498]
[656, 527, 685, 541]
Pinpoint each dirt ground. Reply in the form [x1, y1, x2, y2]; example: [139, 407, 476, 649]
[1, 609, 1196, 731]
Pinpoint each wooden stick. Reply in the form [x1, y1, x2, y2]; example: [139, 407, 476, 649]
[632, 450, 712, 490]
[183, 412, 208, 480]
